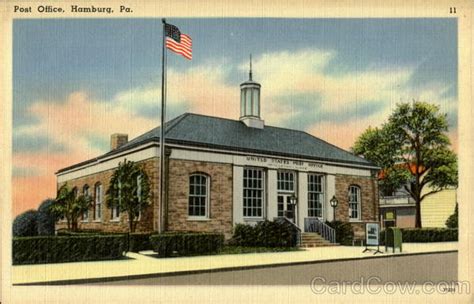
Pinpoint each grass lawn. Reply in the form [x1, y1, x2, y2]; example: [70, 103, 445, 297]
[219, 245, 301, 255]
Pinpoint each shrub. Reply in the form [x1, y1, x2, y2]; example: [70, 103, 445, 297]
[12, 210, 38, 237]
[150, 232, 224, 257]
[446, 203, 458, 228]
[37, 199, 57, 236]
[326, 221, 354, 245]
[231, 220, 299, 247]
[379, 228, 458, 244]
[12, 235, 127, 265]
[128, 233, 153, 252]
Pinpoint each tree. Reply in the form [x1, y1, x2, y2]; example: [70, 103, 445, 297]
[50, 183, 92, 231]
[12, 210, 38, 237]
[352, 101, 458, 228]
[106, 159, 151, 233]
[37, 198, 58, 235]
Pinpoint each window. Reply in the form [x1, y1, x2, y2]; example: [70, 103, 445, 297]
[82, 185, 90, 221]
[136, 175, 142, 221]
[94, 183, 102, 221]
[188, 174, 209, 218]
[243, 168, 264, 217]
[277, 171, 295, 192]
[308, 174, 324, 218]
[111, 180, 121, 221]
[241, 92, 245, 116]
[252, 88, 259, 116]
[348, 185, 361, 220]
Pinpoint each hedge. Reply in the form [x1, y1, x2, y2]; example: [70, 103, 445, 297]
[326, 221, 354, 246]
[150, 232, 224, 257]
[12, 235, 127, 265]
[379, 228, 458, 244]
[230, 220, 299, 247]
[128, 233, 153, 252]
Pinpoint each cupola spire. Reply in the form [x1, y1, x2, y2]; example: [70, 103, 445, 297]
[249, 54, 253, 81]
[239, 54, 264, 129]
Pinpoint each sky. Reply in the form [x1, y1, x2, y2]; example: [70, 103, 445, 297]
[12, 18, 458, 215]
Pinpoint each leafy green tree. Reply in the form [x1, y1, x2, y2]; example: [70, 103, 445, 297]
[106, 159, 151, 233]
[50, 184, 92, 231]
[352, 101, 458, 228]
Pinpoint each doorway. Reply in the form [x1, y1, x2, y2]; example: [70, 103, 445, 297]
[277, 194, 295, 223]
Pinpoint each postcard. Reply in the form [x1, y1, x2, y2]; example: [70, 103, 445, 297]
[1, 0, 473, 303]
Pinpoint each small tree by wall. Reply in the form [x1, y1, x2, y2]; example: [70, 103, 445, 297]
[106, 159, 151, 233]
[50, 183, 92, 231]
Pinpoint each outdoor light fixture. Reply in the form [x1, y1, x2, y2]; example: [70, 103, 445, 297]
[290, 193, 297, 205]
[330, 195, 338, 222]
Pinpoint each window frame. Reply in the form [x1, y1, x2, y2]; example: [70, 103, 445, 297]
[277, 170, 296, 193]
[94, 183, 103, 222]
[82, 185, 90, 222]
[243, 167, 265, 219]
[348, 185, 362, 221]
[188, 173, 210, 219]
[307, 173, 325, 218]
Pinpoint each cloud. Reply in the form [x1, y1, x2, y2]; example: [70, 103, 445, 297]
[12, 48, 458, 215]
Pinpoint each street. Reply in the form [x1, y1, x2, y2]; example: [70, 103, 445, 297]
[92, 252, 457, 285]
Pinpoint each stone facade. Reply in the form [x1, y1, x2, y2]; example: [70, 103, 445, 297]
[334, 174, 379, 238]
[166, 159, 234, 238]
[56, 154, 379, 241]
[56, 157, 159, 233]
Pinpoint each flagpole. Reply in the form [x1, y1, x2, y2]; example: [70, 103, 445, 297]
[159, 18, 167, 233]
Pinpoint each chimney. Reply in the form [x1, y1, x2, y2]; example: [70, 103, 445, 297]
[110, 133, 128, 150]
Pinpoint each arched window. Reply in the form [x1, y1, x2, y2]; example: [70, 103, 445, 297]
[82, 185, 90, 221]
[136, 174, 142, 221]
[348, 185, 361, 220]
[72, 187, 78, 197]
[188, 173, 209, 218]
[111, 180, 121, 221]
[94, 183, 103, 221]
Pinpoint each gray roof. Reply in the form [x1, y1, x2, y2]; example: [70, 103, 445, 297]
[57, 113, 376, 173]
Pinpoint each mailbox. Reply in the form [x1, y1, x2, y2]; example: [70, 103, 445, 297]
[385, 227, 403, 253]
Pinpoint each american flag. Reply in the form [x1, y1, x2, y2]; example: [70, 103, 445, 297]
[164, 23, 192, 60]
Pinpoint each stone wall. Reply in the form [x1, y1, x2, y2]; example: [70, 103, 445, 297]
[334, 174, 379, 239]
[56, 157, 159, 233]
[167, 159, 234, 238]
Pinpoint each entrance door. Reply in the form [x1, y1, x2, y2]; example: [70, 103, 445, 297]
[277, 194, 295, 223]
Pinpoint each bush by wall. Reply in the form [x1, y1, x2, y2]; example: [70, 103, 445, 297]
[445, 203, 458, 228]
[12, 235, 127, 265]
[12, 210, 38, 237]
[379, 228, 458, 244]
[37, 199, 57, 236]
[231, 220, 299, 247]
[128, 233, 153, 252]
[150, 233, 224, 257]
[326, 221, 354, 246]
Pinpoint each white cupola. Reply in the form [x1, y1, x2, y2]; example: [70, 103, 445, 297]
[240, 55, 264, 129]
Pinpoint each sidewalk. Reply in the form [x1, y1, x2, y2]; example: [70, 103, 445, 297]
[12, 242, 458, 285]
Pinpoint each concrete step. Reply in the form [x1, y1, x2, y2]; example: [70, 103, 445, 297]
[300, 232, 337, 247]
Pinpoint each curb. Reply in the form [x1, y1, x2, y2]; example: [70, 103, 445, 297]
[14, 250, 458, 286]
